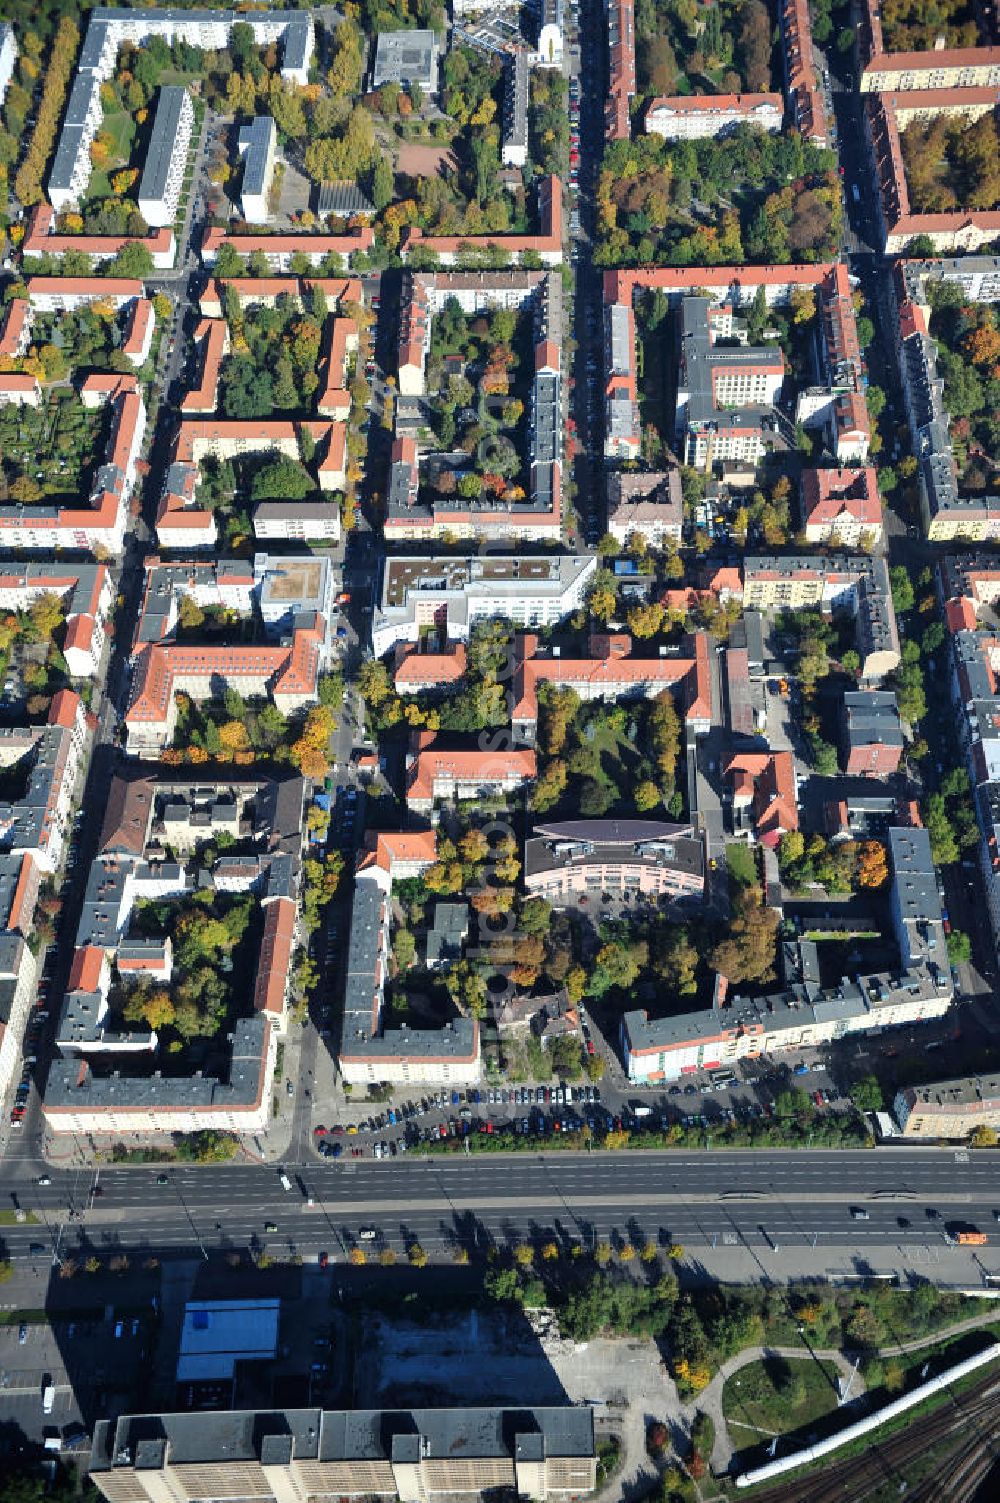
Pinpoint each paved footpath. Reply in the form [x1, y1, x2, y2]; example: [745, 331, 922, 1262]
[692, 1310, 1000, 1475]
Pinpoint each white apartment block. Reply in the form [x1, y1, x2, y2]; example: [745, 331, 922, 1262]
[645, 92, 783, 140]
[0, 25, 17, 109]
[237, 115, 277, 225]
[137, 88, 194, 229]
[372, 554, 597, 658]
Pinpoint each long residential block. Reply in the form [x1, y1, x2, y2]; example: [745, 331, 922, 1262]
[137, 87, 194, 229]
[90, 1406, 596, 1502]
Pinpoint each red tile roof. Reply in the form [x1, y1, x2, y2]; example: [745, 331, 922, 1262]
[394, 641, 468, 690]
[726, 752, 799, 844]
[253, 895, 296, 1017]
[48, 688, 82, 730]
[201, 225, 374, 261]
[24, 204, 173, 259]
[0, 299, 29, 358]
[68, 945, 107, 995]
[356, 829, 438, 875]
[181, 318, 229, 414]
[122, 298, 154, 362]
[510, 632, 711, 727]
[801, 466, 882, 528]
[407, 745, 537, 804]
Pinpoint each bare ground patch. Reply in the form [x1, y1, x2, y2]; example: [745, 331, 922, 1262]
[396, 142, 458, 178]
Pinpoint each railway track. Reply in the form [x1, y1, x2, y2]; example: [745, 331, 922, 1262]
[745, 1371, 1000, 1503]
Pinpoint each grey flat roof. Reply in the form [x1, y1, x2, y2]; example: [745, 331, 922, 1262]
[93, 1406, 594, 1472]
[239, 115, 276, 199]
[138, 86, 189, 207]
[372, 28, 438, 88]
[48, 125, 87, 192]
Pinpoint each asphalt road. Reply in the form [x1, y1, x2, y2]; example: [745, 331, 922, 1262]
[6, 1148, 1000, 1264]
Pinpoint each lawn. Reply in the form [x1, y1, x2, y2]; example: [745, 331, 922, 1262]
[726, 843, 758, 889]
[723, 1354, 843, 1439]
[88, 104, 137, 200]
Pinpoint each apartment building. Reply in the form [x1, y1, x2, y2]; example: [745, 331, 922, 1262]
[606, 262, 870, 466]
[623, 958, 952, 1081]
[524, 818, 705, 904]
[779, 0, 827, 143]
[865, 89, 1000, 253]
[510, 631, 713, 741]
[389, 270, 563, 541]
[726, 751, 799, 846]
[200, 224, 374, 270]
[892, 260, 1000, 539]
[606, 0, 635, 141]
[181, 319, 229, 414]
[0, 375, 40, 407]
[743, 554, 900, 681]
[401, 174, 563, 266]
[675, 296, 785, 471]
[157, 419, 345, 545]
[0, 24, 16, 108]
[123, 555, 334, 754]
[237, 115, 278, 224]
[43, 769, 305, 1135]
[90, 1406, 596, 1502]
[316, 316, 358, 419]
[645, 92, 783, 140]
[894, 1073, 1000, 1138]
[48, 7, 313, 209]
[843, 690, 904, 775]
[122, 298, 156, 368]
[199, 276, 363, 317]
[22, 203, 175, 270]
[858, 0, 1000, 89]
[341, 829, 481, 1086]
[137, 88, 194, 228]
[607, 469, 683, 548]
[406, 737, 537, 814]
[801, 466, 883, 545]
[889, 826, 948, 971]
[604, 300, 641, 459]
[0, 373, 144, 556]
[0, 564, 111, 679]
[372, 554, 597, 658]
[394, 641, 468, 694]
[396, 274, 430, 396]
[0, 299, 30, 360]
[502, 50, 529, 167]
[0, 691, 90, 876]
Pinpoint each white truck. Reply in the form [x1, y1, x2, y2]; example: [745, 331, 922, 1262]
[42, 1384, 55, 1414]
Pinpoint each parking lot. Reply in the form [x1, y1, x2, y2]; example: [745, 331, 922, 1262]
[312, 1063, 850, 1161]
[0, 1307, 153, 1449]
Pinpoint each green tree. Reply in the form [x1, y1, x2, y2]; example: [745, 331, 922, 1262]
[850, 1075, 883, 1112]
[250, 457, 313, 501]
[889, 566, 915, 612]
[110, 242, 154, 278]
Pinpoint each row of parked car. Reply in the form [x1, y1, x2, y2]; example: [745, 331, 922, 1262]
[9, 962, 52, 1126]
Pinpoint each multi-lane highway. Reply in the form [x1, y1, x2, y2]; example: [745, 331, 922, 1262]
[6, 1148, 1000, 1267]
